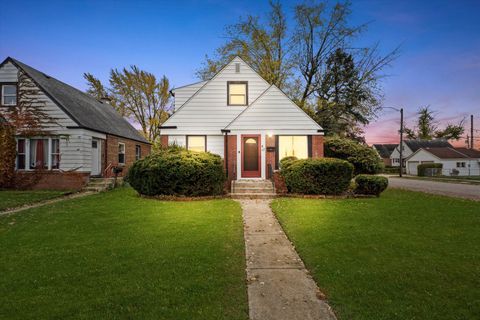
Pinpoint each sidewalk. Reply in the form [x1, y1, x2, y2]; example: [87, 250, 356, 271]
[238, 199, 336, 320]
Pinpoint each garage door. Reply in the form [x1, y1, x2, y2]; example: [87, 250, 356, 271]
[408, 161, 419, 175]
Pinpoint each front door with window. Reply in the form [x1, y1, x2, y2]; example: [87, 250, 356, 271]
[241, 135, 261, 178]
[91, 139, 101, 176]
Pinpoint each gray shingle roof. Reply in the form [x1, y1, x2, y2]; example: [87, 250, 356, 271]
[373, 144, 398, 158]
[5, 57, 149, 144]
[404, 139, 452, 152]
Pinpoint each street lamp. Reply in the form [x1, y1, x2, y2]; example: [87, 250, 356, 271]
[383, 107, 404, 177]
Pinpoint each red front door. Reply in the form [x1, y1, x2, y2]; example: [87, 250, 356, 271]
[241, 135, 261, 178]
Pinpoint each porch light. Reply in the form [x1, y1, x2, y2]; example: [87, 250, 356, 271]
[267, 133, 273, 138]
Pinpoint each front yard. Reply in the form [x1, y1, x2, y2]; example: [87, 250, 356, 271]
[0, 187, 248, 320]
[271, 189, 480, 319]
[0, 189, 67, 211]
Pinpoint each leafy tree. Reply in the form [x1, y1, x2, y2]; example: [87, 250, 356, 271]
[404, 106, 465, 140]
[196, 0, 291, 89]
[199, 1, 399, 141]
[84, 67, 172, 143]
[315, 48, 380, 140]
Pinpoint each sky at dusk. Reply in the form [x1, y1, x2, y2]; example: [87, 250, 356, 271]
[1, 0, 479, 147]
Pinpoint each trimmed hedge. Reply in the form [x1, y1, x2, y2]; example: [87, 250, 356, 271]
[383, 166, 400, 174]
[417, 163, 443, 177]
[127, 146, 226, 196]
[324, 137, 384, 174]
[282, 158, 354, 195]
[354, 175, 388, 196]
[279, 156, 298, 171]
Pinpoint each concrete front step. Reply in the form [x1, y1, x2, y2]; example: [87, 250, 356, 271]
[230, 193, 276, 199]
[234, 187, 275, 194]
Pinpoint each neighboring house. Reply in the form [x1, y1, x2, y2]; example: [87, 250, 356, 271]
[405, 147, 480, 176]
[390, 139, 453, 167]
[0, 57, 151, 189]
[160, 56, 324, 188]
[373, 144, 397, 166]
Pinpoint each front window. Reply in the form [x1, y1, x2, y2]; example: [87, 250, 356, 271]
[2, 84, 17, 106]
[187, 136, 206, 152]
[278, 136, 308, 160]
[456, 162, 465, 168]
[16, 139, 26, 170]
[29, 138, 49, 169]
[51, 139, 60, 169]
[228, 81, 247, 105]
[135, 145, 141, 160]
[118, 143, 126, 165]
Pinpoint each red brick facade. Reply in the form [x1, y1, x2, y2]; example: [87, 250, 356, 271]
[265, 135, 276, 179]
[15, 171, 90, 190]
[225, 135, 237, 187]
[312, 135, 324, 158]
[159, 135, 168, 148]
[104, 134, 151, 177]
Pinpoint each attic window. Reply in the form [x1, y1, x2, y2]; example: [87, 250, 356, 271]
[227, 81, 248, 106]
[1, 84, 17, 106]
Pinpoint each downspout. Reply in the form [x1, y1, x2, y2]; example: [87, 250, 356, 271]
[221, 129, 230, 177]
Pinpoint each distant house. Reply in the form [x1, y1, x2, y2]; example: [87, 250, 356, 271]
[0, 57, 151, 190]
[160, 56, 324, 189]
[373, 144, 397, 166]
[390, 139, 453, 167]
[405, 147, 480, 176]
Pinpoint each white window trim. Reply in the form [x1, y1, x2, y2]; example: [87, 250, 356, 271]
[118, 142, 126, 165]
[2, 84, 17, 106]
[16, 137, 61, 171]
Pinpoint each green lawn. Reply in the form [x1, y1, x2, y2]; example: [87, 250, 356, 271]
[0, 187, 248, 320]
[0, 189, 67, 211]
[271, 189, 480, 320]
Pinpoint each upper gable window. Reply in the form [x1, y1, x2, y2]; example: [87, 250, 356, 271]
[227, 81, 248, 106]
[1, 84, 17, 106]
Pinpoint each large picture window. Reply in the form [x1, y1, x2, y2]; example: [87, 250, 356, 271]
[278, 136, 308, 160]
[16, 137, 60, 170]
[187, 136, 206, 152]
[227, 81, 247, 106]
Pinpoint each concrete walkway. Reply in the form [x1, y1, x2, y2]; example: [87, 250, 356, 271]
[238, 199, 336, 320]
[0, 191, 94, 216]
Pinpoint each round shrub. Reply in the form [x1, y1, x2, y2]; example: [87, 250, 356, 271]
[282, 158, 354, 195]
[354, 175, 388, 196]
[279, 156, 298, 171]
[324, 136, 384, 174]
[127, 147, 226, 196]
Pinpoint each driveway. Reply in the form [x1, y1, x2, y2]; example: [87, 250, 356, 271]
[388, 177, 480, 201]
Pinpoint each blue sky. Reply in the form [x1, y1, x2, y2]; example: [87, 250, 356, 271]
[1, 0, 479, 146]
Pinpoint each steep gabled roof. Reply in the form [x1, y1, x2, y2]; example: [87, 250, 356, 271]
[2, 57, 149, 144]
[404, 139, 452, 152]
[225, 85, 322, 131]
[373, 144, 398, 158]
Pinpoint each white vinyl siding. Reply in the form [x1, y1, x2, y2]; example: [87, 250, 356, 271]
[226, 86, 321, 131]
[0, 61, 109, 174]
[162, 57, 270, 135]
[173, 80, 207, 111]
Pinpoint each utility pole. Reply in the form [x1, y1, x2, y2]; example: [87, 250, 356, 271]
[399, 108, 404, 177]
[471, 114, 474, 149]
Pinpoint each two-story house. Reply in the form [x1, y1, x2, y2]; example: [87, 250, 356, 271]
[160, 56, 324, 189]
